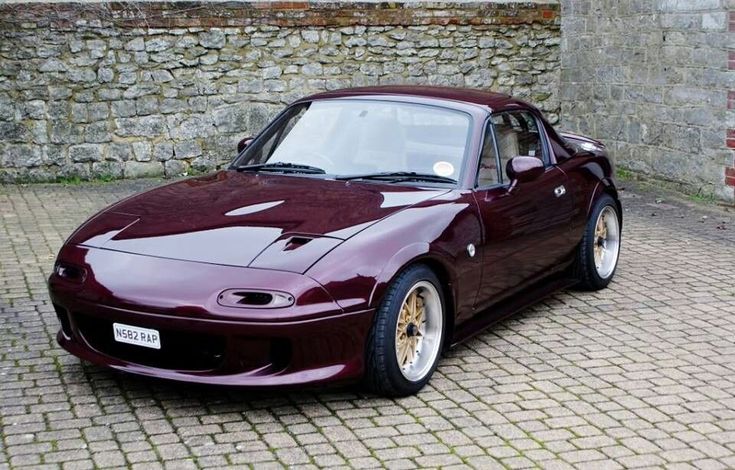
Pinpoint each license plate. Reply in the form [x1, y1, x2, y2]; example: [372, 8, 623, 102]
[113, 323, 161, 349]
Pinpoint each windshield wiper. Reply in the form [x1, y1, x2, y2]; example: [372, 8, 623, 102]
[336, 171, 456, 184]
[236, 162, 326, 174]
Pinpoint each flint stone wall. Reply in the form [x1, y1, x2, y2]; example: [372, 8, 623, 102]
[560, 0, 734, 202]
[0, 1, 561, 181]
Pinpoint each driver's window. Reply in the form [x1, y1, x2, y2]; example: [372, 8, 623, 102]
[490, 111, 544, 183]
[477, 122, 500, 187]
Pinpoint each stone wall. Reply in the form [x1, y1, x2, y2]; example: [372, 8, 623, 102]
[0, 1, 561, 182]
[560, 0, 734, 202]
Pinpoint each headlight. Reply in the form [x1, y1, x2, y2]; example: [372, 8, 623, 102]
[54, 262, 86, 283]
[217, 289, 295, 309]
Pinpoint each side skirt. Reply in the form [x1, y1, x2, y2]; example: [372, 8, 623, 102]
[448, 276, 578, 348]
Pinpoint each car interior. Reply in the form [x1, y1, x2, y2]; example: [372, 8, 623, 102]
[256, 101, 471, 180]
[354, 115, 408, 171]
[247, 102, 549, 189]
[477, 126, 500, 186]
[476, 112, 544, 186]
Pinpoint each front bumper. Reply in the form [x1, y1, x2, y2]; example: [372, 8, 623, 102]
[53, 301, 374, 387]
[49, 245, 374, 387]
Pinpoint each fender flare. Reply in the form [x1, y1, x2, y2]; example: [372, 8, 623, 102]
[587, 178, 623, 227]
[367, 242, 457, 309]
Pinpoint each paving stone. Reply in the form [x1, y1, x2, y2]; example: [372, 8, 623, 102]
[0, 180, 734, 468]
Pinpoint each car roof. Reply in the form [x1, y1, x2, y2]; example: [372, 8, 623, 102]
[299, 85, 529, 113]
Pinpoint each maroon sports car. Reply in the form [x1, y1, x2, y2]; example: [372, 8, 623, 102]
[49, 86, 621, 396]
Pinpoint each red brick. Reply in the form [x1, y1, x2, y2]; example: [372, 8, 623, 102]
[729, 91, 735, 109]
[272, 2, 309, 10]
[0, 2, 560, 29]
[730, 11, 735, 32]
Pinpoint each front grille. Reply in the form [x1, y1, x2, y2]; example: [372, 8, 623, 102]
[74, 313, 226, 371]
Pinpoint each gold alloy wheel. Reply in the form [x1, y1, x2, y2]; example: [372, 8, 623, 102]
[396, 290, 424, 367]
[593, 212, 608, 266]
[593, 205, 620, 279]
[394, 281, 443, 381]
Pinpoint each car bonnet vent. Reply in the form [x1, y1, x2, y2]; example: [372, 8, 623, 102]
[284, 236, 313, 251]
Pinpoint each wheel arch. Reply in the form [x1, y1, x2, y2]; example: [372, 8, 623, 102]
[414, 256, 456, 351]
[368, 244, 458, 349]
[588, 178, 623, 229]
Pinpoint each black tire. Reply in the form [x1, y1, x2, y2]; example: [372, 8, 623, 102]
[364, 264, 446, 397]
[575, 193, 621, 290]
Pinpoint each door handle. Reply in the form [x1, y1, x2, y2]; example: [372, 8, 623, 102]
[554, 185, 566, 197]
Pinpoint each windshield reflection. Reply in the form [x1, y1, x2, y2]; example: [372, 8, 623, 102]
[237, 100, 471, 182]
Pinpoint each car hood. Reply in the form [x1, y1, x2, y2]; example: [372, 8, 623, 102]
[67, 171, 450, 273]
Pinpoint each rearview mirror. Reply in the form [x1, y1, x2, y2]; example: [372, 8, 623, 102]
[506, 156, 544, 187]
[237, 137, 254, 153]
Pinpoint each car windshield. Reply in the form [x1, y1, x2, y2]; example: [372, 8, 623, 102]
[235, 99, 471, 183]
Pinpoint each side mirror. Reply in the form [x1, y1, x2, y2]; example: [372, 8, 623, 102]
[506, 156, 544, 187]
[237, 137, 254, 153]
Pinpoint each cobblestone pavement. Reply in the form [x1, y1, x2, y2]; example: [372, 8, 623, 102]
[1, 179, 735, 470]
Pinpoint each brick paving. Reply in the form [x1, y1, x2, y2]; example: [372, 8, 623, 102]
[1, 178, 735, 469]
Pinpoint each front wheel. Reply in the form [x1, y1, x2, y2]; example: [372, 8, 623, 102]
[364, 265, 445, 397]
[575, 194, 621, 290]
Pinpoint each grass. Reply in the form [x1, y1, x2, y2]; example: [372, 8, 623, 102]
[688, 191, 719, 204]
[55, 175, 84, 185]
[617, 167, 729, 208]
[55, 174, 118, 185]
[2, 173, 123, 185]
[615, 167, 634, 180]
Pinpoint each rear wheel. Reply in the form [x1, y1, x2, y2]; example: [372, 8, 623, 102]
[575, 194, 621, 290]
[365, 265, 445, 397]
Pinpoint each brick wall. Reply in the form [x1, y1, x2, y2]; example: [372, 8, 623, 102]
[560, 0, 734, 202]
[0, 1, 560, 181]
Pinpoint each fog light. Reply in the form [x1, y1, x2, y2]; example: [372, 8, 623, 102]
[217, 289, 295, 309]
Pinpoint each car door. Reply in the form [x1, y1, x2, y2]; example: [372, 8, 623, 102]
[472, 110, 574, 310]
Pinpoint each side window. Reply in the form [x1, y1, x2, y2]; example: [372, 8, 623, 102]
[245, 105, 308, 165]
[476, 122, 500, 187]
[490, 111, 545, 183]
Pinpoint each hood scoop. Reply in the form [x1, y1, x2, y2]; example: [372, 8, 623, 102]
[284, 236, 313, 251]
[249, 234, 343, 273]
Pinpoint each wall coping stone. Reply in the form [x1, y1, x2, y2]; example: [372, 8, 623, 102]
[0, 1, 560, 30]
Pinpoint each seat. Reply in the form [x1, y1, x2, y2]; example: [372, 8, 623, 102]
[495, 124, 519, 161]
[354, 116, 407, 171]
[478, 160, 498, 186]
